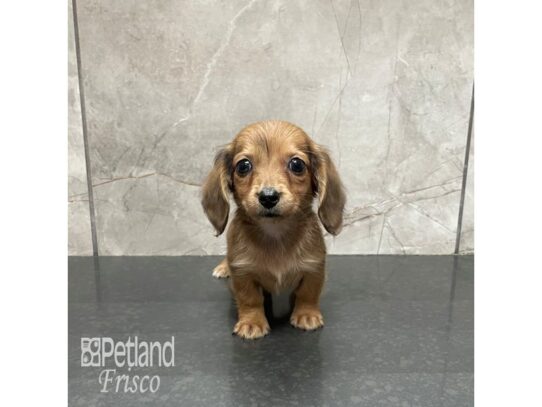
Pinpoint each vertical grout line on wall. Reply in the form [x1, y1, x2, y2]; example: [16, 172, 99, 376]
[454, 84, 474, 254]
[72, 0, 99, 256]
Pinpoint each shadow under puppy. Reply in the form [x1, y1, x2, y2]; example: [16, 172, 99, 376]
[202, 120, 346, 339]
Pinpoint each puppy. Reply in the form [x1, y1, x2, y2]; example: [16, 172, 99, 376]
[201, 120, 346, 339]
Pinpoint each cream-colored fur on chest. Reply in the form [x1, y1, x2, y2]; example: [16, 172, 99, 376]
[229, 225, 324, 293]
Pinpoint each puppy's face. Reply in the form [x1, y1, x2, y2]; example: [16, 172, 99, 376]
[202, 121, 345, 235]
[231, 124, 313, 220]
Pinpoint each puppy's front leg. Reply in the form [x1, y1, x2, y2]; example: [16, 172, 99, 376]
[231, 275, 270, 339]
[291, 270, 325, 331]
[212, 258, 230, 278]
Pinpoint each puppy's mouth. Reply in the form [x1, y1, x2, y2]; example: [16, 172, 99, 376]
[259, 210, 281, 218]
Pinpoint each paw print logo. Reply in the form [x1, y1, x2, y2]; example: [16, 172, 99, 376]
[81, 338, 101, 367]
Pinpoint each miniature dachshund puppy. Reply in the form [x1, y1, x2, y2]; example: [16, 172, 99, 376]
[201, 120, 346, 339]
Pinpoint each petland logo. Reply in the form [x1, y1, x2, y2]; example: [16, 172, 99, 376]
[81, 336, 175, 393]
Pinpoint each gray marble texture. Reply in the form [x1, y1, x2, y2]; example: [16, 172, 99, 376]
[68, 255, 474, 406]
[459, 130, 474, 254]
[69, 0, 93, 255]
[68, 0, 474, 255]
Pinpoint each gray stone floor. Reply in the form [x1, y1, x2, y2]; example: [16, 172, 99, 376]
[69, 255, 473, 406]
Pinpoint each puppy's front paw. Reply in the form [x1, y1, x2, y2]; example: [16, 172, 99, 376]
[212, 262, 230, 278]
[233, 319, 270, 340]
[290, 308, 324, 331]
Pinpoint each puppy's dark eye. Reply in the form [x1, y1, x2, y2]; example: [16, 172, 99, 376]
[288, 157, 306, 174]
[236, 159, 252, 176]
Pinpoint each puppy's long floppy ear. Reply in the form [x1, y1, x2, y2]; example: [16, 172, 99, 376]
[311, 145, 346, 235]
[201, 146, 233, 236]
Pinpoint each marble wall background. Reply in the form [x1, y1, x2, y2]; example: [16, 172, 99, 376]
[69, 0, 93, 255]
[459, 128, 474, 254]
[68, 0, 474, 255]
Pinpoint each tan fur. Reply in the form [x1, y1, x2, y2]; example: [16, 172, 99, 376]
[201, 120, 346, 339]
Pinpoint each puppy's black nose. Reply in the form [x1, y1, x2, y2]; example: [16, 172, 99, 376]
[258, 187, 280, 209]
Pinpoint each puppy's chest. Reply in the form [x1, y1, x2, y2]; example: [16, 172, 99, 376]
[232, 246, 321, 293]
[256, 257, 303, 293]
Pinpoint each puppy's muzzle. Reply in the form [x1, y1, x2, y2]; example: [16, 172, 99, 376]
[258, 187, 280, 209]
